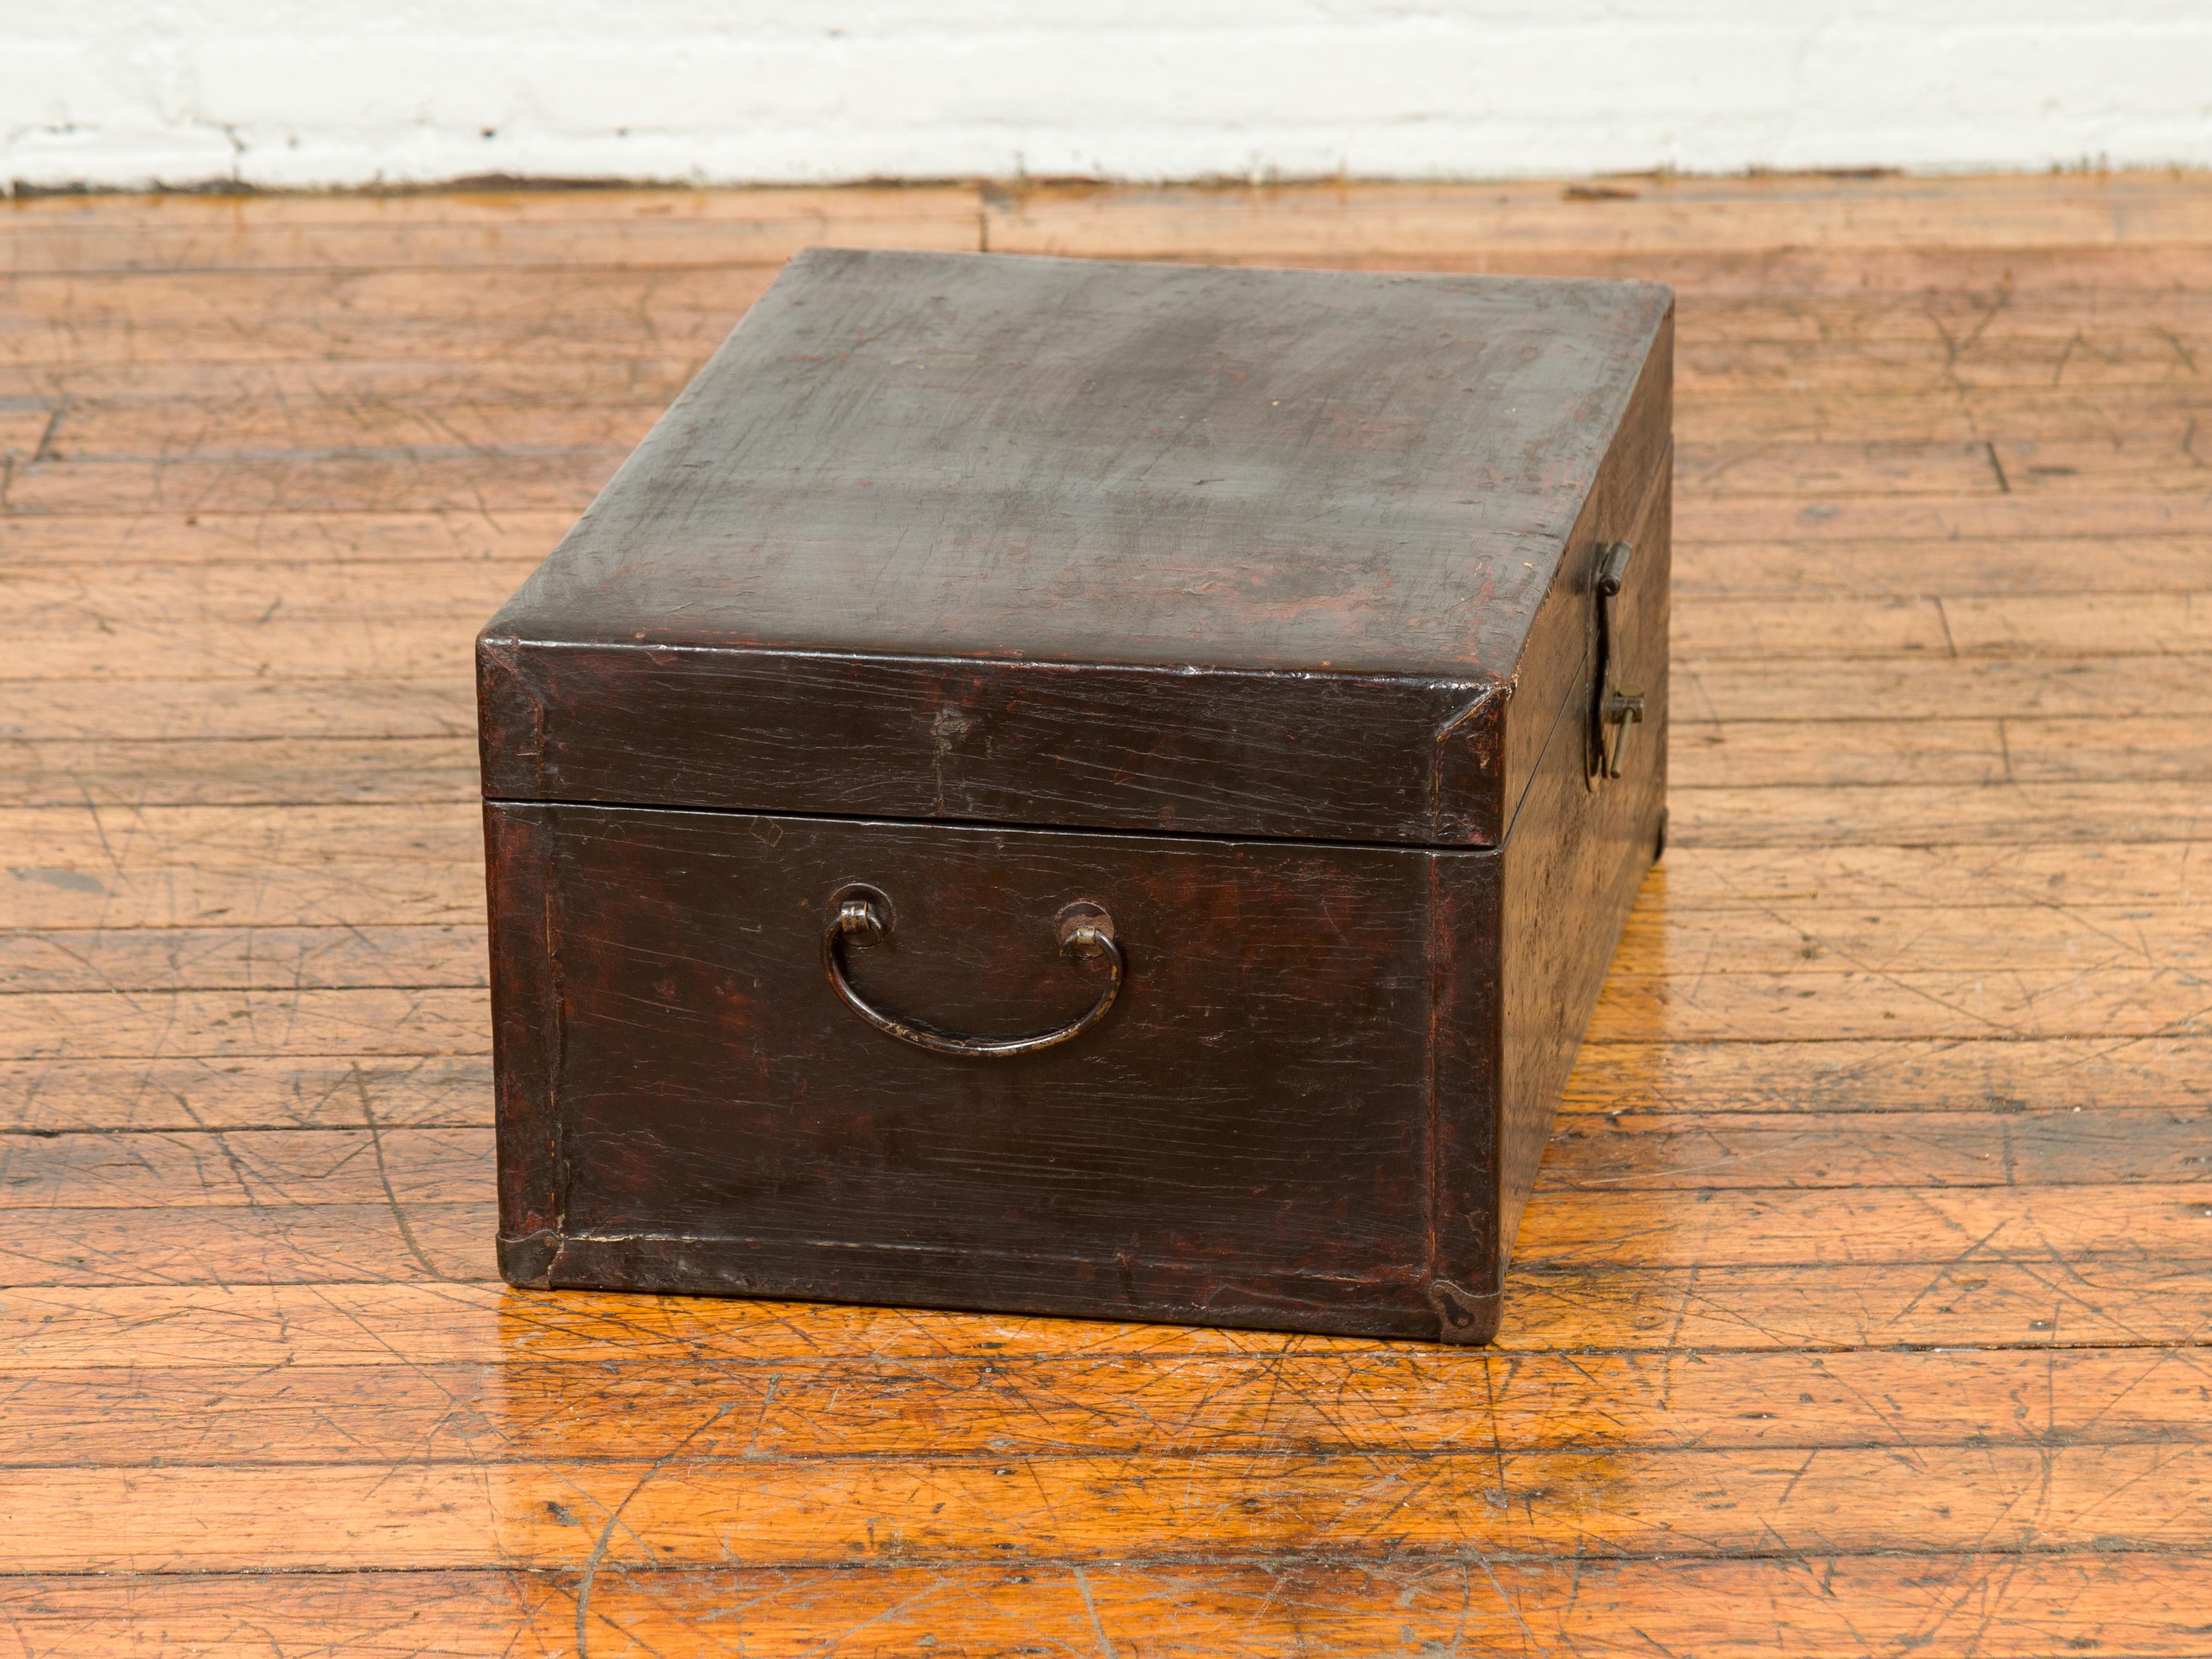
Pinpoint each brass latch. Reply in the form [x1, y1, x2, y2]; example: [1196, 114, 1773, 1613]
[1592, 540, 1638, 782]
[1603, 684, 1645, 778]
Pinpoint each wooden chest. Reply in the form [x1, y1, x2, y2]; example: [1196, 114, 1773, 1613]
[479, 249, 1672, 1344]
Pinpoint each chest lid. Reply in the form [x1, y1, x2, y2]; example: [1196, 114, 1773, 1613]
[480, 249, 1671, 848]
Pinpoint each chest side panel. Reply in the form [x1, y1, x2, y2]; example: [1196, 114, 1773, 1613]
[1495, 460, 1671, 1277]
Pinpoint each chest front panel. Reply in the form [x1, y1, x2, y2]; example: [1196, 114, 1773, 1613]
[489, 802, 1501, 1333]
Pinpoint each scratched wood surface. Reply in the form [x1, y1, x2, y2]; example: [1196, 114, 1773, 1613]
[3, 171, 2209, 1655]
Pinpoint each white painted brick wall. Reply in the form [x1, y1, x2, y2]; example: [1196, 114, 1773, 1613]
[7, 1, 2210, 191]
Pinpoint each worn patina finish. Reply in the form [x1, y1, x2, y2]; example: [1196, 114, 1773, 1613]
[479, 248, 1673, 1343]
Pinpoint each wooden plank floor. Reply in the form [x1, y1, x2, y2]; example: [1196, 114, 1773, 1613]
[3, 171, 2210, 1654]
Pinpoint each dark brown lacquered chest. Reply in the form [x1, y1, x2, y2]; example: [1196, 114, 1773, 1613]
[479, 248, 1671, 1345]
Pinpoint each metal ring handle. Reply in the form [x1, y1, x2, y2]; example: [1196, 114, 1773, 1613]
[821, 892, 1123, 1058]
